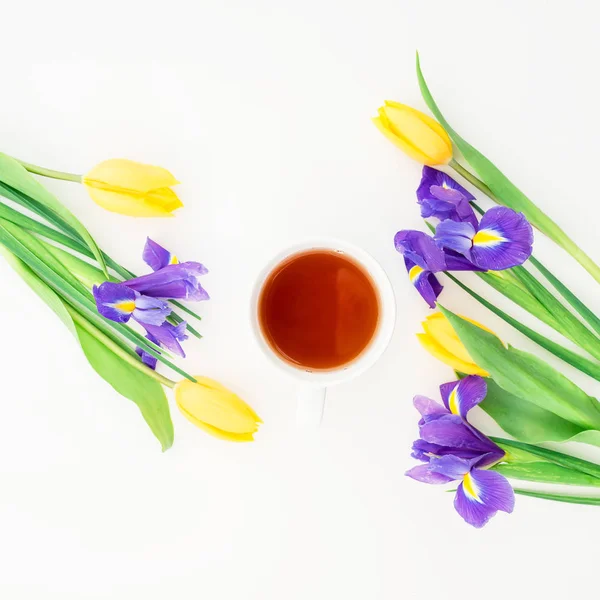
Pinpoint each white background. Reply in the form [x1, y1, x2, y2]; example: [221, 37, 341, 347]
[1, 1, 599, 598]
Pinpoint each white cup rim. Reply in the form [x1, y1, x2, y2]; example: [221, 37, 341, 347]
[249, 238, 396, 386]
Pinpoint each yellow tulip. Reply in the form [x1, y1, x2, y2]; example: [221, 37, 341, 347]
[174, 376, 262, 442]
[417, 312, 498, 376]
[372, 101, 452, 165]
[82, 159, 183, 217]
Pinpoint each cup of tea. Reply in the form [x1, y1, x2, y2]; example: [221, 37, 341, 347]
[250, 239, 396, 427]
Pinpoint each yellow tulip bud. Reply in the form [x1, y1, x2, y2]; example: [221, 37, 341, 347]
[372, 101, 452, 166]
[417, 312, 497, 376]
[174, 376, 262, 442]
[82, 159, 183, 217]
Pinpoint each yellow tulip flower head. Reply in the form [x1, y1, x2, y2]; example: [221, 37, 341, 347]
[372, 101, 452, 166]
[82, 159, 183, 217]
[417, 312, 498, 376]
[175, 376, 262, 442]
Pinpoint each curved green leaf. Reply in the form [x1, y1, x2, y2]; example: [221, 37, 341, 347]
[440, 306, 600, 430]
[0, 153, 108, 277]
[416, 53, 600, 284]
[74, 322, 174, 451]
[481, 378, 586, 443]
[493, 462, 600, 487]
[0, 249, 174, 450]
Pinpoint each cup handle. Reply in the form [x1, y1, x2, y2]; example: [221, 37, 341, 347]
[296, 386, 326, 427]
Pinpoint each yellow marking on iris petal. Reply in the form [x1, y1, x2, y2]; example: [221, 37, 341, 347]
[114, 300, 136, 313]
[463, 472, 481, 502]
[170, 255, 179, 265]
[442, 181, 450, 189]
[472, 229, 505, 247]
[409, 265, 424, 283]
[448, 385, 460, 415]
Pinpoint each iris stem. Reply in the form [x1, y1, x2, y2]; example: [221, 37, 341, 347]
[15, 158, 82, 183]
[512, 488, 600, 506]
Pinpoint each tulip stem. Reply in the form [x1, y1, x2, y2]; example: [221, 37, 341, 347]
[16, 158, 82, 183]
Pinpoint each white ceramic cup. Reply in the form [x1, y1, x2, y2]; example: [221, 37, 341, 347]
[250, 238, 396, 427]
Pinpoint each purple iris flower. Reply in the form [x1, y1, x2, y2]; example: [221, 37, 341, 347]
[124, 239, 209, 301]
[394, 230, 484, 308]
[435, 206, 533, 271]
[93, 282, 171, 327]
[406, 376, 515, 528]
[135, 321, 188, 370]
[394, 230, 446, 308]
[143, 237, 180, 271]
[417, 166, 478, 228]
[125, 262, 209, 301]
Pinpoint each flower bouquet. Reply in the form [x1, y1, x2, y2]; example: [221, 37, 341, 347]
[374, 54, 600, 527]
[0, 155, 261, 450]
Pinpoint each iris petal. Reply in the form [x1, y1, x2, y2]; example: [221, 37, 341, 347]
[434, 220, 476, 255]
[470, 207, 533, 270]
[416, 167, 478, 227]
[93, 282, 137, 323]
[125, 262, 209, 300]
[406, 257, 443, 308]
[405, 463, 454, 484]
[440, 376, 487, 418]
[395, 230, 447, 272]
[454, 468, 515, 528]
[143, 237, 173, 271]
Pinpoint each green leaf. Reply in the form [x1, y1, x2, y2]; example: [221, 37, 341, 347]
[446, 272, 600, 382]
[513, 488, 600, 506]
[0, 153, 108, 277]
[481, 378, 586, 443]
[492, 437, 600, 480]
[74, 322, 174, 451]
[493, 462, 600, 487]
[509, 264, 600, 361]
[0, 248, 174, 450]
[416, 53, 600, 284]
[439, 306, 600, 430]
[530, 256, 600, 337]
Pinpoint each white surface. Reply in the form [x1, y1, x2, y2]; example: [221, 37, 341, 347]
[1, 1, 599, 598]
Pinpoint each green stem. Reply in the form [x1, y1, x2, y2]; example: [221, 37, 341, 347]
[449, 159, 496, 198]
[513, 488, 600, 506]
[66, 306, 176, 388]
[16, 159, 82, 183]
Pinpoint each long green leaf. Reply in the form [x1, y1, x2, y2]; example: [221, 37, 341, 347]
[530, 256, 600, 337]
[481, 378, 587, 443]
[74, 321, 174, 451]
[0, 248, 174, 450]
[0, 153, 108, 277]
[513, 489, 600, 506]
[446, 272, 600, 381]
[509, 264, 600, 360]
[439, 306, 600, 430]
[492, 437, 600, 480]
[416, 53, 600, 284]
[493, 462, 600, 487]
